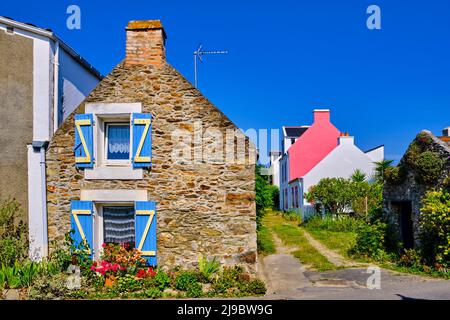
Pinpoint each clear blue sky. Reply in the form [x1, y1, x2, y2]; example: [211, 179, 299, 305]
[2, 0, 450, 161]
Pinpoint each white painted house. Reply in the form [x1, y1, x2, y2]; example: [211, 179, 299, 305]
[276, 110, 384, 218]
[0, 16, 102, 260]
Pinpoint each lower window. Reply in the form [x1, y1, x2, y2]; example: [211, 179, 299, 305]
[102, 206, 135, 245]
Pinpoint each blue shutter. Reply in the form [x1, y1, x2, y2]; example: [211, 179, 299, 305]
[74, 114, 94, 168]
[70, 201, 94, 259]
[132, 113, 152, 168]
[135, 201, 157, 266]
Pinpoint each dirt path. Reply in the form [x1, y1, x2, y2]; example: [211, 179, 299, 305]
[259, 233, 310, 296]
[301, 229, 365, 268]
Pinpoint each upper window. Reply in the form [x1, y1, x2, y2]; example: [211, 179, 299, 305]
[105, 123, 131, 165]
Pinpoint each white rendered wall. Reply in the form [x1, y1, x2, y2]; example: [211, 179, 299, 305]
[58, 49, 100, 125]
[302, 136, 383, 205]
[365, 145, 384, 162]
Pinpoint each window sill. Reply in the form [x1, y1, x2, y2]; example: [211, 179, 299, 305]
[85, 166, 143, 180]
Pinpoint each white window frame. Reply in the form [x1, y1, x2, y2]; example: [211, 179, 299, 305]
[104, 122, 132, 167]
[84, 103, 143, 180]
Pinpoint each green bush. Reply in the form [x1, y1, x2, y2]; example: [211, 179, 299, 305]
[240, 279, 266, 295]
[256, 165, 278, 229]
[419, 190, 450, 268]
[144, 287, 162, 299]
[114, 274, 141, 293]
[154, 269, 171, 290]
[282, 210, 301, 224]
[0, 199, 28, 266]
[351, 220, 388, 260]
[175, 271, 198, 291]
[28, 274, 68, 300]
[304, 214, 363, 232]
[186, 282, 203, 298]
[385, 166, 406, 185]
[414, 151, 444, 184]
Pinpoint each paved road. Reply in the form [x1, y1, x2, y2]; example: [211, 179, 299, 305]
[259, 253, 450, 300]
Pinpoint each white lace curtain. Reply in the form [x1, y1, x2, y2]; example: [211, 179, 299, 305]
[107, 125, 130, 159]
[103, 207, 135, 244]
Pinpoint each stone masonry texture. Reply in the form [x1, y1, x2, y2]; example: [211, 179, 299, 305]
[46, 61, 257, 273]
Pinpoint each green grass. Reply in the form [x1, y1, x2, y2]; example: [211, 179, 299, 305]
[262, 213, 336, 271]
[257, 225, 276, 255]
[306, 229, 357, 259]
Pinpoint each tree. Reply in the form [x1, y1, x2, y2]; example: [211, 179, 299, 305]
[374, 159, 394, 183]
[305, 178, 353, 215]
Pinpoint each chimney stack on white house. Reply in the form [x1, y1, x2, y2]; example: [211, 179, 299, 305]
[338, 132, 355, 146]
[125, 20, 167, 66]
[443, 127, 450, 137]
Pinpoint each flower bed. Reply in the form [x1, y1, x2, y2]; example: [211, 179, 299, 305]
[21, 238, 266, 300]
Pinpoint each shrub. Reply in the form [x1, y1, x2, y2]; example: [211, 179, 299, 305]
[186, 282, 203, 298]
[198, 256, 220, 281]
[175, 271, 198, 291]
[414, 151, 444, 184]
[0, 199, 28, 266]
[113, 274, 141, 293]
[385, 166, 406, 185]
[144, 287, 162, 299]
[398, 249, 423, 268]
[282, 210, 301, 224]
[241, 279, 266, 295]
[351, 220, 388, 260]
[28, 274, 68, 300]
[419, 190, 450, 268]
[154, 269, 171, 290]
[304, 214, 363, 232]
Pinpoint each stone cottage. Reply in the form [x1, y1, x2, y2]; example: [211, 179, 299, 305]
[383, 128, 450, 248]
[45, 20, 257, 272]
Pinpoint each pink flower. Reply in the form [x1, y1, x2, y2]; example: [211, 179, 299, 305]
[102, 243, 107, 248]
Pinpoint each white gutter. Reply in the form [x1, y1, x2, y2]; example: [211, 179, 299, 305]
[53, 40, 60, 132]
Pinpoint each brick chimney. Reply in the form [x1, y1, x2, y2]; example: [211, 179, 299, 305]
[125, 20, 167, 66]
[313, 109, 331, 123]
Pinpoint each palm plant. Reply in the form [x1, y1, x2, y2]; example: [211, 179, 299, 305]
[374, 159, 394, 183]
[198, 255, 220, 280]
[351, 169, 367, 183]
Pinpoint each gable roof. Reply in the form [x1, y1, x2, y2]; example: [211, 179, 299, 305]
[0, 16, 103, 79]
[283, 126, 309, 138]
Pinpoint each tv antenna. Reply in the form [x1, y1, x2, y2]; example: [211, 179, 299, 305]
[194, 43, 229, 88]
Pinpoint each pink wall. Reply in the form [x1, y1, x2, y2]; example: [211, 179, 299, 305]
[288, 110, 341, 181]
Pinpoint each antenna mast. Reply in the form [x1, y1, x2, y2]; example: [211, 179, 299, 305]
[194, 43, 228, 88]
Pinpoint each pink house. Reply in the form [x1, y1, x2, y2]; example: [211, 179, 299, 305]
[279, 109, 384, 217]
[288, 110, 341, 180]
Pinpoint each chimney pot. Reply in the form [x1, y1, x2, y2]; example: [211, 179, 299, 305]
[125, 20, 167, 66]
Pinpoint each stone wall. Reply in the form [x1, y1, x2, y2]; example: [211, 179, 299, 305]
[46, 61, 257, 273]
[383, 131, 450, 246]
